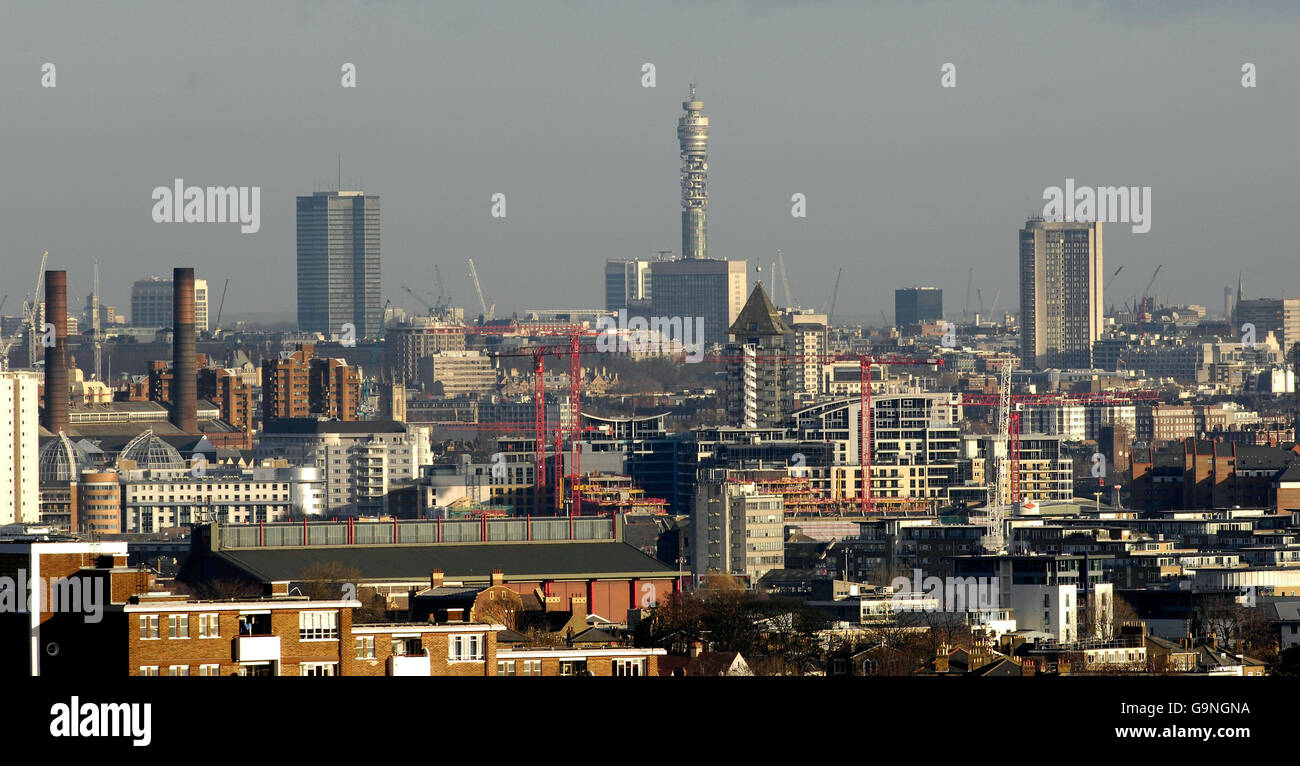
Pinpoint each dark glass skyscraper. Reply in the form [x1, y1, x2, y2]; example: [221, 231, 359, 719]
[296, 191, 381, 339]
[895, 287, 943, 326]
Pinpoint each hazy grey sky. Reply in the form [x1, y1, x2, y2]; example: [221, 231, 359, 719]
[1, 0, 1298, 323]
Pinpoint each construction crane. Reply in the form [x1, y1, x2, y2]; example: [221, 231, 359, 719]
[433, 264, 450, 309]
[213, 278, 229, 334]
[91, 260, 102, 380]
[403, 285, 434, 316]
[1140, 264, 1162, 315]
[1104, 265, 1124, 291]
[467, 259, 495, 321]
[1, 251, 48, 371]
[961, 386, 1161, 552]
[826, 268, 843, 325]
[776, 249, 794, 308]
[976, 288, 985, 317]
[707, 349, 943, 513]
[963, 267, 973, 321]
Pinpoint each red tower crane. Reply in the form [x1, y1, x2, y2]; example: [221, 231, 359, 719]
[958, 389, 1160, 504]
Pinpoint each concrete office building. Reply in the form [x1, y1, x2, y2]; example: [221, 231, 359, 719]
[1235, 297, 1300, 354]
[417, 350, 497, 397]
[605, 258, 653, 313]
[130, 276, 209, 331]
[296, 190, 382, 339]
[650, 259, 747, 348]
[895, 287, 943, 326]
[1019, 218, 1104, 370]
[692, 470, 785, 583]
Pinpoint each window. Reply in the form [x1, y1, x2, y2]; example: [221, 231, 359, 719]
[198, 664, 221, 676]
[139, 615, 160, 640]
[168, 614, 189, 639]
[168, 665, 190, 677]
[139, 666, 160, 676]
[520, 660, 542, 677]
[300, 662, 337, 677]
[498, 660, 516, 676]
[560, 660, 589, 676]
[449, 633, 485, 662]
[299, 611, 339, 641]
[355, 636, 375, 659]
[391, 638, 423, 656]
[613, 659, 645, 677]
[199, 613, 220, 638]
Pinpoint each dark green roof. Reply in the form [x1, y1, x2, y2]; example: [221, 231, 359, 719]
[216, 540, 675, 584]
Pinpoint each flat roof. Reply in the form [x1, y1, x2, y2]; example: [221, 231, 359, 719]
[216, 540, 676, 584]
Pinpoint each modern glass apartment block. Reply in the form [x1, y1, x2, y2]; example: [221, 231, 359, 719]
[296, 191, 382, 339]
[1019, 218, 1103, 370]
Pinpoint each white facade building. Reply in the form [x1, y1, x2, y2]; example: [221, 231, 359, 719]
[1, 372, 41, 524]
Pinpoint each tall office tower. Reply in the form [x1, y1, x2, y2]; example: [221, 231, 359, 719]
[895, 287, 944, 326]
[1235, 298, 1300, 353]
[296, 190, 381, 339]
[1019, 218, 1104, 370]
[1, 371, 41, 524]
[678, 85, 709, 260]
[131, 276, 209, 331]
[725, 284, 790, 428]
[605, 258, 652, 312]
[650, 259, 747, 348]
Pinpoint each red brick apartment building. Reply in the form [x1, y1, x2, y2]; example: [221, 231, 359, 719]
[3, 539, 663, 677]
[1131, 439, 1300, 512]
[121, 593, 662, 676]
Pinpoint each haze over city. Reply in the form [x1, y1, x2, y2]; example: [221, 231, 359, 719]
[2, 0, 1298, 321]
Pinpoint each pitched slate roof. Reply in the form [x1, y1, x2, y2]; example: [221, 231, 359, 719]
[727, 284, 788, 338]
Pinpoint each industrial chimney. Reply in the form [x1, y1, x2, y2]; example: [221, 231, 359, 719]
[42, 270, 70, 435]
[172, 267, 198, 433]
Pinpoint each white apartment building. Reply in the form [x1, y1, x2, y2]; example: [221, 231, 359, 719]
[120, 465, 321, 532]
[255, 420, 431, 516]
[1, 371, 41, 524]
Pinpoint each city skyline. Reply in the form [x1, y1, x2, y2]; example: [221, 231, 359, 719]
[1, 2, 1298, 324]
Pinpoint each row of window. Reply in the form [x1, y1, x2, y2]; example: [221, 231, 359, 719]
[139, 611, 338, 640]
[139, 614, 221, 640]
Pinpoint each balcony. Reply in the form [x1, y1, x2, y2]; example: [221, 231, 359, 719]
[234, 635, 281, 662]
[388, 652, 431, 676]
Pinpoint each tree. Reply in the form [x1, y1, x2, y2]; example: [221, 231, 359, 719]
[298, 562, 364, 601]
